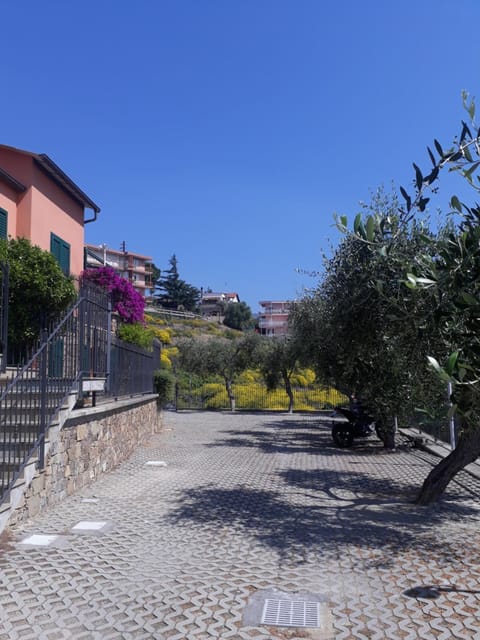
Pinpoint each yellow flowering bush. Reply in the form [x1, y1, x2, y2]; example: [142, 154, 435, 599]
[160, 352, 172, 369]
[176, 372, 347, 411]
[152, 327, 172, 344]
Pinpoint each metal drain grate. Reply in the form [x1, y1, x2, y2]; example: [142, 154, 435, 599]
[261, 598, 321, 628]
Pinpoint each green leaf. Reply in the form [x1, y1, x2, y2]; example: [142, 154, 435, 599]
[353, 213, 367, 239]
[357, 220, 366, 240]
[464, 145, 473, 162]
[445, 351, 459, 376]
[353, 213, 362, 234]
[334, 213, 348, 233]
[425, 166, 439, 185]
[400, 186, 412, 210]
[427, 146, 436, 166]
[365, 216, 375, 242]
[468, 100, 476, 121]
[415, 277, 436, 286]
[463, 161, 480, 181]
[413, 163, 423, 190]
[418, 197, 430, 212]
[427, 355, 442, 371]
[427, 356, 452, 382]
[434, 139, 444, 157]
[450, 195, 462, 212]
[447, 404, 458, 420]
[460, 121, 472, 142]
[460, 291, 478, 305]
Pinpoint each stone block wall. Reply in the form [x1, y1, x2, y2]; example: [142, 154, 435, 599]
[9, 395, 161, 527]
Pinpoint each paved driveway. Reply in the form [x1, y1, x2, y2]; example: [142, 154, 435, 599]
[1, 411, 480, 639]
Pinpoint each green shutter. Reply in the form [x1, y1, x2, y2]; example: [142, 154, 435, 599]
[0, 209, 8, 240]
[50, 233, 70, 275]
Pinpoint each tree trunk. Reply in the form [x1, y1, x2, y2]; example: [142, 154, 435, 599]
[284, 374, 294, 414]
[383, 428, 396, 450]
[376, 420, 395, 449]
[225, 379, 236, 412]
[415, 426, 480, 505]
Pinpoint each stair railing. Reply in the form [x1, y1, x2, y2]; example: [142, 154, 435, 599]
[0, 284, 110, 502]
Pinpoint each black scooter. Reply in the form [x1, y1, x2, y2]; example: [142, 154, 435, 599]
[331, 405, 384, 447]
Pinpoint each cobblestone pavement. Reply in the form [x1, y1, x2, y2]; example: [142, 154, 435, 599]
[2, 411, 480, 639]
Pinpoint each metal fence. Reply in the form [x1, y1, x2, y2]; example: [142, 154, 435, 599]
[0, 283, 160, 503]
[0, 286, 98, 502]
[175, 378, 347, 412]
[107, 337, 160, 399]
[0, 264, 8, 374]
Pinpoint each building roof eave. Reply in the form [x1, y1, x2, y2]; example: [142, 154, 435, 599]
[35, 154, 100, 214]
[0, 167, 26, 193]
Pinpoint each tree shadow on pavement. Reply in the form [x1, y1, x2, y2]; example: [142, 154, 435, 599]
[205, 419, 352, 456]
[167, 466, 480, 569]
[168, 413, 480, 570]
[205, 414, 416, 457]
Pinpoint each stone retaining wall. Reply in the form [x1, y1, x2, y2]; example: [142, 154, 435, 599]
[10, 395, 161, 527]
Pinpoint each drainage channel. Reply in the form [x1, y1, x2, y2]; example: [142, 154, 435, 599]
[244, 588, 334, 638]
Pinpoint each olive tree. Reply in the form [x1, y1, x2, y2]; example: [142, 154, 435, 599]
[326, 92, 480, 503]
[290, 189, 447, 450]
[391, 94, 480, 503]
[260, 336, 302, 413]
[177, 333, 262, 411]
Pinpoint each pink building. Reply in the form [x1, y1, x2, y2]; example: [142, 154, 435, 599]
[0, 144, 100, 277]
[258, 300, 291, 336]
[84, 244, 153, 297]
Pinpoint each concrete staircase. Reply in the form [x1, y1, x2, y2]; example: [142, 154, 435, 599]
[0, 384, 79, 533]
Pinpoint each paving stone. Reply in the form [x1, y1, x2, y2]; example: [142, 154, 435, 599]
[1, 412, 480, 637]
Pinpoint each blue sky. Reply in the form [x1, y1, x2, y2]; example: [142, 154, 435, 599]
[3, 0, 480, 311]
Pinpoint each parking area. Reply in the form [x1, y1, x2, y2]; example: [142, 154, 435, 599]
[1, 411, 480, 639]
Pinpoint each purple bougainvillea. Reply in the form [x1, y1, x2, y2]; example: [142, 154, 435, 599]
[80, 267, 145, 324]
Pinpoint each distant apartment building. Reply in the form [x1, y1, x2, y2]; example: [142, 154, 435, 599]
[258, 300, 291, 336]
[199, 291, 240, 318]
[0, 144, 100, 278]
[84, 243, 153, 297]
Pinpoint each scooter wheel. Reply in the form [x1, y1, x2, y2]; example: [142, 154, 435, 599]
[332, 424, 354, 448]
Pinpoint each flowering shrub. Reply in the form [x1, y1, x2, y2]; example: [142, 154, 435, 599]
[144, 313, 166, 325]
[152, 327, 172, 344]
[80, 267, 145, 324]
[160, 352, 172, 368]
[160, 346, 179, 369]
[176, 373, 347, 411]
[291, 368, 316, 386]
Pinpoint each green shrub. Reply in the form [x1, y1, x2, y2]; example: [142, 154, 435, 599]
[117, 322, 153, 348]
[0, 237, 77, 355]
[154, 369, 176, 406]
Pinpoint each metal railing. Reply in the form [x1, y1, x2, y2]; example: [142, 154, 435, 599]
[0, 264, 8, 374]
[107, 337, 160, 399]
[175, 379, 346, 412]
[0, 283, 159, 503]
[0, 286, 101, 502]
[144, 303, 202, 320]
